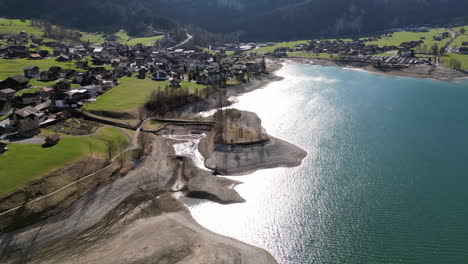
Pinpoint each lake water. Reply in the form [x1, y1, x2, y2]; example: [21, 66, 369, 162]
[182, 63, 468, 263]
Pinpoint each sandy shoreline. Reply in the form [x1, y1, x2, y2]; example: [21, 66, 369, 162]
[288, 57, 468, 81]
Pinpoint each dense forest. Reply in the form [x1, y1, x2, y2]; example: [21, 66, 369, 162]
[0, 0, 468, 41]
[151, 0, 468, 41]
[0, 0, 176, 36]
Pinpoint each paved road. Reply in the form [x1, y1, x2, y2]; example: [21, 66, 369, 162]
[169, 30, 193, 50]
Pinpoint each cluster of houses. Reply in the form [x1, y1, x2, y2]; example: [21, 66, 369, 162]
[0, 30, 53, 59]
[336, 54, 430, 68]
[0, 33, 268, 138]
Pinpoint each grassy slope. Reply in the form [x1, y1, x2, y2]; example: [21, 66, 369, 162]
[126, 35, 164, 46]
[254, 40, 309, 54]
[0, 58, 83, 81]
[365, 28, 451, 51]
[441, 53, 468, 70]
[0, 19, 44, 36]
[0, 127, 128, 195]
[85, 77, 206, 111]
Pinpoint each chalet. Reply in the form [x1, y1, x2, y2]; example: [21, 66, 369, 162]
[17, 93, 41, 106]
[0, 100, 12, 116]
[0, 75, 30, 90]
[39, 71, 59, 82]
[52, 92, 83, 108]
[135, 56, 146, 67]
[93, 47, 103, 55]
[44, 134, 60, 146]
[12, 106, 43, 124]
[37, 87, 54, 99]
[170, 78, 181, 88]
[138, 68, 148, 79]
[460, 47, 468, 54]
[49, 66, 62, 73]
[0, 119, 11, 135]
[24, 66, 40, 78]
[80, 85, 103, 97]
[54, 79, 71, 93]
[0, 142, 6, 153]
[58, 69, 76, 79]
[38, 50, 49, 57]
[7, 46, 29, 58]
[56, 55, 71, 62]
[28, 53, 42, 60]
[74, 72, 86, 84]
[0, 88, 16, 101]
[152, 70, 169, 81]
[52, 47, 62, 56]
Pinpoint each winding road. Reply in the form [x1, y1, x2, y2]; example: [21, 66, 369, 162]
[168, 30, 193, 50]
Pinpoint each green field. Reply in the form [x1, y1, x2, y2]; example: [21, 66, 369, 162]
[450, 26, 468, 47]
[254, 40, 310, 54]
[80, 29, 163, 46]
[126, 35, 164, 46]
[81, 32, 106, 44]
[85, 77, 206, 111]
[0, 19, 45, 36]
[0, 127, 128, 195]
[0, 58, 84, 81]
[364, 28, 452, 51]
[442, 53, 468, 70]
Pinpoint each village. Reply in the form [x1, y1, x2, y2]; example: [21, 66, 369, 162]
[209, 26, 468, 70]
[0, 29, 267, 143]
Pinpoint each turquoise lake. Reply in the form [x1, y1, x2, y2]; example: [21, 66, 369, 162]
[183, 63, 468, 263]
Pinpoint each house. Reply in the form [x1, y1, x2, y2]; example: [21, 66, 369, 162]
[152, 70, 169, 81]
[80, 85, 103, 97]
[37, 87, 54, 99]
[0, 100, 12, 116]
[44, 134, 60, 146]
[135, 56, 145, 66]
[54, 79, 71, 93]
[53, 47, 62, 56]
[0, 88, 16, 101]
[24, 66, 40, 78]
[170, 78, 181, 88]
[38, 50, 49, 57]
[52, 91, 84, 108]
[17, 93, 41, 106]
[93, 47, 103, 55]
[138, 68, 148, 79]
[12, 106, 43, 124]
[0, 75, 30, 91]
[56, 55, 71, 62]
[460, 47, 468, 54]
[28, 53, 43, 60]
[0, 142, 6, 153]
[39, 71, 59, 82]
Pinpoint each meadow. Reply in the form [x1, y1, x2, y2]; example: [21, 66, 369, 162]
[0, 127, 128, 195]
[85, 77, 206, 112]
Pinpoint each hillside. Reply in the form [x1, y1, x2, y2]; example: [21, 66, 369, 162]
[0, 0, 176, 36]
[150, 0, 468, 41]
